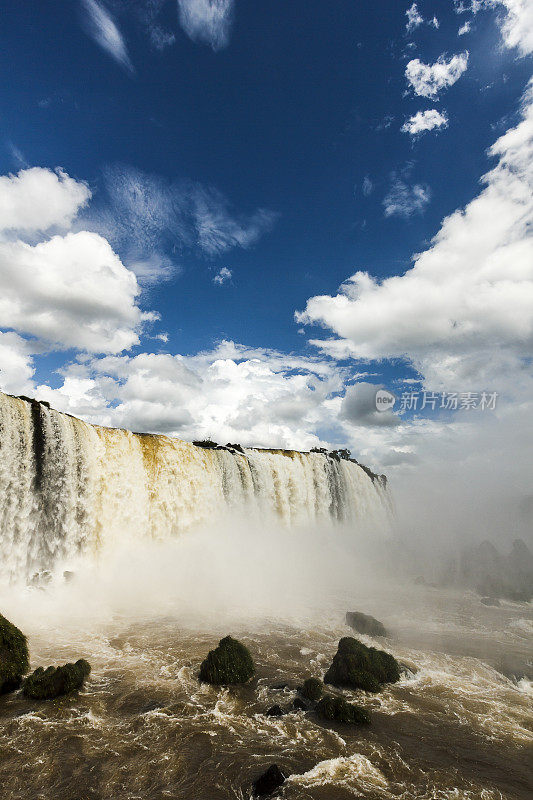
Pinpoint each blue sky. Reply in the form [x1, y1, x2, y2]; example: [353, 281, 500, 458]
[0, 1, 532, 501]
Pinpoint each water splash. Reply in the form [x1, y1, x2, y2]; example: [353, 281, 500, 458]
[0, 393, 391, 581]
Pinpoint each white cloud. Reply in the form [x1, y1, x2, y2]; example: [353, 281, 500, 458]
[92, 165, 277, 273]
[177, 0, 234, 51]
[132, 0, 176, 51]
[80, 0, 134, 73]
[0, 332, 36, 395]
[0, 232, 155, 354]
[213, 266, 232, 284]
[458, 21, 472, 34]
[454, 1, 533, 55]
[191, 184, 277, 255]
[493, 0, 533, 56]
[405, 4, 440, 33]
[383, 180, 431, 217]
[362, 176, 373, 196]
[406, 3, 423, 31]
[36, 341, 347, 449]
[0, 167, 91, 234]
[402, 109, 449, 135]
[7, 143, 28, 169]
[406, 52, 469, 98]
[149, 25, 176, 50]
[296, 79, 533, 394]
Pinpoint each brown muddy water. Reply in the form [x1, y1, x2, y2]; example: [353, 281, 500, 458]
[0, 580, 532, 800]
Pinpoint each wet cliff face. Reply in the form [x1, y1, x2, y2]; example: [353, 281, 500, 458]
[0, 392, 391, 581]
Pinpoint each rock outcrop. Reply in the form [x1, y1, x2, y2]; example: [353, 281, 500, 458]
[0, 613, 29, 694]
[315, 693, 371, 725]
[299, 677, 323, 703]
[23, 659, 91, 700]
[324, 637, 400, 692]
[345, 611, 387, 637]
[198, 636, 255, 685]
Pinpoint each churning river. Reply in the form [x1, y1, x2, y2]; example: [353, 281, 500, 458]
[0, 393, 531, 799]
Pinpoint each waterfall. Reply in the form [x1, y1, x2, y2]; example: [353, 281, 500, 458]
[0, 392, 391, 581]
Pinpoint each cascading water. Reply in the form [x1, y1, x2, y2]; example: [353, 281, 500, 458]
[0, 392, 391, 581]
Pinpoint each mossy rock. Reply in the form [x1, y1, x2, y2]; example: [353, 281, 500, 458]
[23, 659, 91, 700]
[0, 613, 29, 694]
[324, 637, 400, 692]
[345, 611, 387, 637]
[198, 636, 255, 685]
[300, 677, 323, 703]
[316, 694, 370, 725]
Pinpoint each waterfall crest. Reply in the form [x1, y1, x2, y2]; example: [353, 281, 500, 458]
[0, 393, 391, 580]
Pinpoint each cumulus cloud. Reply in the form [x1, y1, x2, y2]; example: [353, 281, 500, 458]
[458, 21, 472, 34]
[213, 266, 232, 284]
[0, 332, 36, 395]
[34, 341, 347, 450]
[0, 168, 91, 234]
[494, 0, 533, 55]
[0, 232, 155, 354]
[177, 0, 234, 50]
[296, 79, 533, 393]
[80, 0, 134, 73]
[383, 179, 431, 217]
[405, 52, 469, 98]
[401, 109, 449, 135]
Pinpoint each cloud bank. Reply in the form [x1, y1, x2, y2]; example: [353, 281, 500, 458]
[297, 79, 533, 394]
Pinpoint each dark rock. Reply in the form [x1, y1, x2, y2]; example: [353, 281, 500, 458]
[0, 614, 29, 694]
[226, 443, 245, 454]
[292, 696, 308, 711]
[198, 636, 255, 685]
[480, 597, 501, 606]
[252, 764, 286, 796]
[329, 448, 351, 461]
[316, 694, 371, 725]
[324, 637, 400, 692]
[63, 570, 75, 582]
[299, 677, 323, 703]
[345, 611, 387, 637]
[271, 683, 289, 690]
[265, 704, 285, 717]
[192, 439, 219, 449]
[23, 659, 91, 700]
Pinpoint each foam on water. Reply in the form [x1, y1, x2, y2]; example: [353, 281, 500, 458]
[289, 752, 389, 792]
